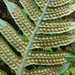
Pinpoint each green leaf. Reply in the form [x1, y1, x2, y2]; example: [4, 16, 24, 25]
[22, 62, 70, 75]
[62, 67, 75, 75]
[0, 19, 27, 56]
[26, 51, 75, 66]
[62, 70, 70, 75]
[42, 47, 53, 52]
[21, 34, 29, 42]
[69, 67, 75, 74]
[3, 0, 35, 37]
[43, 4, 75, 20]
[56, 62, 70, 75]
[22, 9, 28, 15]
[0, 0, 75, 75]
[32, 34, 75, 49]
[48, 0, 72, 7]
[0, 38, 22, 73]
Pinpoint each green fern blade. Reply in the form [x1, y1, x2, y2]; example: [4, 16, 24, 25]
[0, 19, 27, 56]
[22, 65, 59, 75]
[0, 38, 22, 72]
[34, 0, 46, 11]
[35, 0, 71, 9]
[43, 5, 75, 20]
[46, 4, 75, 14]
[19, 0, 42, 23]
[26, 59, 67, 66]
[22, 62, 70, 75]
[28, 0, 42, 16]
[31, 34, 75, 49]
[0, 38, 22, 64]
[20, 0, 74, 22]
[47, 62, 70, 75]
[0, 69, 7, 75]
[3, 0, 35, 38]
[26, 52, 66, 66]
[37, 21, 75, 34]
[25, 51, 75, 66]
[1, 0, 75, 75]
[56, 62, 70, 75]
[48, 0, 71, 7]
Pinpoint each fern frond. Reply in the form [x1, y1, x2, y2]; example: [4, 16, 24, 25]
[0, 38, 22, 71]
[0, 19, 27, 56]
[2, 0, 75, 49]
[48, 0, 71, 7]
[20, 0, 42, 22]
[43, 5, 75, 20]
[37, 21, 75, 34]
[26, 51, 75, 66]
[3, 0, 35, 37]
[20, 0, 75, 20]
[0, 0, 75, 75]
[22, 62, 70, 75]
[32, 34, 75, 48]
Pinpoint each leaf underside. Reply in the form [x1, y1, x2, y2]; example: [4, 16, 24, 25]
[0, 0, 75, 75]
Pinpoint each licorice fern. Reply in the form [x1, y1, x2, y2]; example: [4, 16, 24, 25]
[0, 0, 75, 75]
